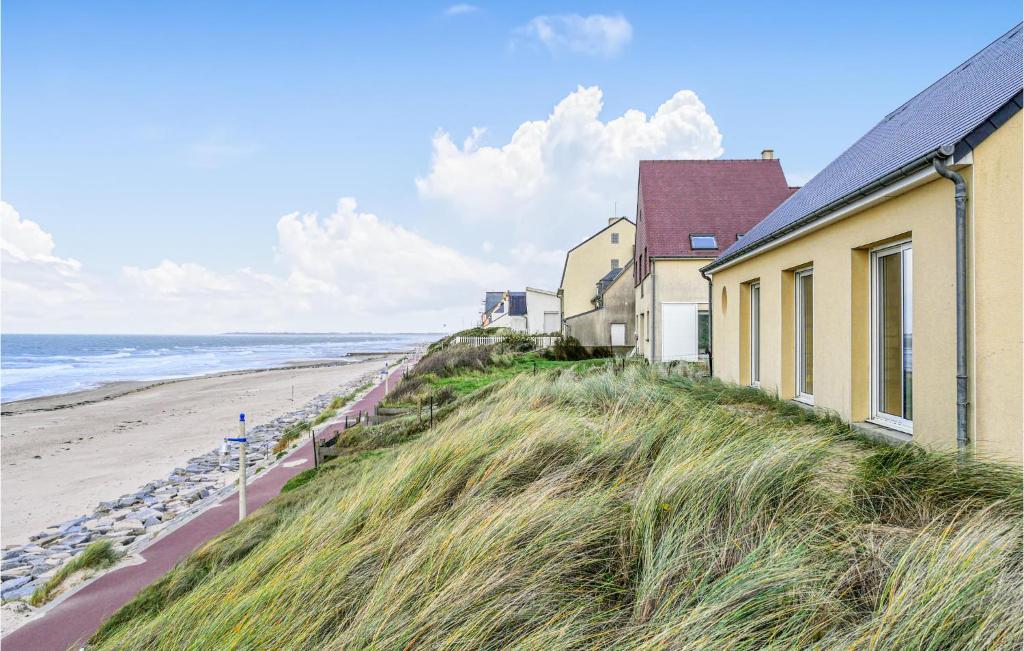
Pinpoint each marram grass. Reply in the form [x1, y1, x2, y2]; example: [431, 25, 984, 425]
[91, 362, 1022, 650]
[29, 540, 120, 606]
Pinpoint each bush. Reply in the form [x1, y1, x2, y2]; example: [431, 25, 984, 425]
[411, 345, 495, 378]
[588, 345, 612, 358]
[501, 331, 535, 353]
[544, 336, 589, 361]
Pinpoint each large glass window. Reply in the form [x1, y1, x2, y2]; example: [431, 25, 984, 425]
[795, 269, 813, 400]
[872, 242, 913, 428]
[750, 283, 760, 385]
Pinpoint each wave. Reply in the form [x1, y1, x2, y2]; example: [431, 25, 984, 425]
[1, 333, 436, 401]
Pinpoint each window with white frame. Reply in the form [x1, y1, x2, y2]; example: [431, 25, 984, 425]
[795, 269, 813, 401]
[750, 282, 760, 385]
[871, 241, 913, 430]
[611, 232, 619, 244]
[611, 259, 619, 270]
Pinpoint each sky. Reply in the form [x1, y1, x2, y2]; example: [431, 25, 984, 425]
[2, 1, 1020, 334]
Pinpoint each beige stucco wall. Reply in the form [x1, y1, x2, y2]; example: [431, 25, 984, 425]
[634, 258, 712, 361]
[561, 220, 635, 320]
[970, 111, 1022, 461]
[564, 264, 635, 351]
[709, 112, 1022, 461]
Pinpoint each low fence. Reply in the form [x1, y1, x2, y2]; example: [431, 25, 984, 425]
[447, 335, 559, 350]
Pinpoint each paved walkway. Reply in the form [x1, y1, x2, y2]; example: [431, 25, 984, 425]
[2, 364, 409, 651]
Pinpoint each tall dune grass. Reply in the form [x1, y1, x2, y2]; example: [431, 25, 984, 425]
[91, 364, 1023, 649]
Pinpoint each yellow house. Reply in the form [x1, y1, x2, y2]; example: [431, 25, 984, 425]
[702, 25, 1023, 461]
[559, 217, 635, 323]
[633, 158, 795, 361]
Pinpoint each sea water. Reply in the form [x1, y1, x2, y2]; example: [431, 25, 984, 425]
[0, 333, 438, 402]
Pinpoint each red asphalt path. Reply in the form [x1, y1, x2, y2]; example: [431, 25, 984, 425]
[2, 364, 409, 651]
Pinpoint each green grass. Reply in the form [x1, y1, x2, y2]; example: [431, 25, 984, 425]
[90, 360, 1022, 650]
[385, 348, 608, 407]
[431, 354, 606, 394]
[29, 541, 120, 606]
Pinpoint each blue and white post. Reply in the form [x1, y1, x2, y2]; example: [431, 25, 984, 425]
[382, 363, 389, 395]
[225, 413, 248, 521]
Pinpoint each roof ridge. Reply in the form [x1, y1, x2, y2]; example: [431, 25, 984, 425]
[706, 23, 1022, 271]
[881, 22, 1022, 122]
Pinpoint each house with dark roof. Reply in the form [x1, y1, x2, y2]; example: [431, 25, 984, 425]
[702, 24, 1022, 460]
[481, 291, 526, 330]
[481, 288, 560, 333]
[633, 156, 795, 362]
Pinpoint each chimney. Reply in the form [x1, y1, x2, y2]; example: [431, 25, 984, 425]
[761, 149, 774, 160]
[609, 217, 619, 225]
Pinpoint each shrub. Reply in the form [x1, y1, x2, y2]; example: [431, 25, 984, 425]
[410, 345, 495, 378]
[501, 331, 535, 353]
[544, 336, 589, 361]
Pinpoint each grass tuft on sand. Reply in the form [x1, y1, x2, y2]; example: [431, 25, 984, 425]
[29, 541, 121, 607]
[90, 352, 1022, 650]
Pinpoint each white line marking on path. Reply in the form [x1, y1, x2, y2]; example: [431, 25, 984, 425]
[283, 459, 309, 468]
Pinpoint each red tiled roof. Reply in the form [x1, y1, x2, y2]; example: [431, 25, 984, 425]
[634, 159, 793, 278]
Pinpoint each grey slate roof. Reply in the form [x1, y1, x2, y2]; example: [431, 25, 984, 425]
[708, 24, 1023, 270]
[596, 266, 625, 298]
[484, 292, 503, 313]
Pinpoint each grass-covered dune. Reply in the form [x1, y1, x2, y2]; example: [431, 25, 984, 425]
[91, 353, 1022, 649]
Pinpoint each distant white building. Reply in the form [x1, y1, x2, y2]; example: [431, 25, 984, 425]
[481, 288, 560, 334]
[482, 291, 527, 331]
[525, 287, 561, 334]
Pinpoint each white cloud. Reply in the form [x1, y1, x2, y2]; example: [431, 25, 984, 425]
[416, 85, 723, 248]
[1, 202, 97, 329]
[273, 197, 509, 315]
[123, 260, 241, 295]
[445, 3, 478, 16]
[514, 14, 632, 58]
[1, 202, 81, 275]
[0, 199, 510, 333]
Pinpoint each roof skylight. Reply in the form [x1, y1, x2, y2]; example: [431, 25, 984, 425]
[689, 234, 718, 249]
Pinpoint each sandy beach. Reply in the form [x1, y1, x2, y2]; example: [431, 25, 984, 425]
[1, 355, 399, 547]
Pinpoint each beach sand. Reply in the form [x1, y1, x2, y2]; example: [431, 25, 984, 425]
[1, 355, 398, 547]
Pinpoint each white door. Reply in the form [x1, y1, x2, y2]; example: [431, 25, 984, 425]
[661, 302, 698, 361]
[543, 311, 560, 333]
[610, 323, 626, 346]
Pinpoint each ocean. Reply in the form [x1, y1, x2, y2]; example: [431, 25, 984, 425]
[0, 333, 439, 402]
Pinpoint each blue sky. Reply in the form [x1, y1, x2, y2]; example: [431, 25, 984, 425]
[2, 1, 1020, 333]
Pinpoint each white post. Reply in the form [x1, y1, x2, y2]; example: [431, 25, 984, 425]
[238, 413, 247, 521]
[384, 363, 389, 395]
